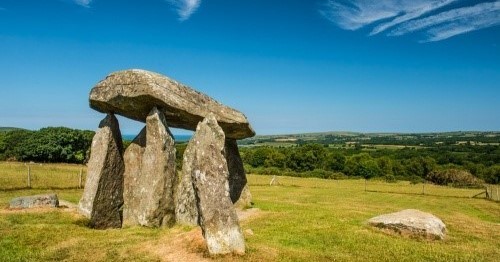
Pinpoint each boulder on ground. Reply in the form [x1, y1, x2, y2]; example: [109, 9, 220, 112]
[368, 209, 446, 240]
[10, 194, 59, 209]
[90, 69, 255, 139]
[186, 114, 245, 255]
[123, 107, 177, 227]
[78, 114, 125, 229]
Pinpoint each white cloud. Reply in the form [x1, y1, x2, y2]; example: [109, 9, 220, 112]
[370, 0, 457, 35]
[320, 0, 403, 30]
[167, 0, 201, 21]
[390, 2, 500, 36]
[74, 0, 92, 8]
[424, 8, 500, 42]
[321, 0, 500, 42]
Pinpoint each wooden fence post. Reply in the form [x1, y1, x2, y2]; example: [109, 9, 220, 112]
[79, 168, 83, 189]
[422, 180, 425, 195]
[27, 164, 31, 188]
[364, 179, 367, 192]
[492, 185, 500, 201]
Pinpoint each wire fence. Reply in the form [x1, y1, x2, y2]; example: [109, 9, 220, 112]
[364, 179, 499, 201]
[0, 162, 87, 190]
[249, 175, 499, 202]
[1, 162, 498, 202]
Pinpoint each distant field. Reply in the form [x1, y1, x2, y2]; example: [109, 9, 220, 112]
[0, 164, 499, 261]
[0, 162, 86, 189]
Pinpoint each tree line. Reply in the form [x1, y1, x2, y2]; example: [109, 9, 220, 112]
[240, 144, 499, 185]
[0, 127, 94, 163]
[1, 128, 498, 185]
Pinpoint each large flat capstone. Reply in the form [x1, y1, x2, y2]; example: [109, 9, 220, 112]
[90, 69, 255, 139]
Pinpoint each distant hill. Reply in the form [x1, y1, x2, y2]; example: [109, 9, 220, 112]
[0, 127, 26, 132]
[239, 131, 500, 147]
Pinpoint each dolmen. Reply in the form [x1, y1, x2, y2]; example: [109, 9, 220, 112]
[78, 69, 254, 255]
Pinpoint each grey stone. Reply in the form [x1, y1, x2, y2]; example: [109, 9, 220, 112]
[10, 194, 59, 209]
[123, 108, 177, 227]
[368, 209, 446, 240]
[234, 185, 253, 209]
[187, 114, 245, 255]
[78, 114, 125, 229]
[174, 143, 199, 226]
[89, 69, 255, 139]
[122, 128, 146, 226]
[224, 138, 249, 204]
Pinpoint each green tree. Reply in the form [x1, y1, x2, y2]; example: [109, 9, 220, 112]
[286, 144, 327, 172]
[324, 152, 346, 172]
[344, 153, 381, 179]
[404, 156, 436, 178]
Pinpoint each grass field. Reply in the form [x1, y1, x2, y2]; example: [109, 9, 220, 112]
[0, 162, 86, 189]
[0, 163, 499, 261]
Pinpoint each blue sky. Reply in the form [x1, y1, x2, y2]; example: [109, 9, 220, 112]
[0, 0, 499, 135]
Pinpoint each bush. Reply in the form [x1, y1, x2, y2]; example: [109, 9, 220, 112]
[427, 169, 484, 188]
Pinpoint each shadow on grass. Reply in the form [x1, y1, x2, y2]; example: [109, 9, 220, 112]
[74, 217, 91, 228]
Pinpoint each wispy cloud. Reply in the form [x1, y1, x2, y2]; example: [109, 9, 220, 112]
[320, 1, 402, 30]
[167, 0, 201, 21]
[390, 2, 500, 38]
[370, 0, 458, 35]
[74, 0, 92, 8]
[321, 0, 500, 42]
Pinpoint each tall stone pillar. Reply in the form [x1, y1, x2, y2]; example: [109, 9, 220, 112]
[185, 114, 245, 255]
[79, 114, 125, 229]
[122, 107, 176, 227]
[224, 138, 252, 208]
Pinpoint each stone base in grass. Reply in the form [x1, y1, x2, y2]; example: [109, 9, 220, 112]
[10, 194, 59, 209]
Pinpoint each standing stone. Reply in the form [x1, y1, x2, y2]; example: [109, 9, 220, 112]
[123, 107, 176, 227]
[123, 128, 146, 225]
[175, 144, 199, 226]
[78, 114, 125, 229]
[234, 185, 253, 209]
[187, 114, 245, 255]
[224, 138, 249, 205]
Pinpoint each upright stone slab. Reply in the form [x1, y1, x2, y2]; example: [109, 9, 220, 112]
[123, 107, 176, 227]
[78, 114, 125, 229]
[234, 185, 253, 209]
[175, 144, 199, 226]
[187, 114, 245, 255]
[122, 128, 146, 226]
[224, 138, 249, 205]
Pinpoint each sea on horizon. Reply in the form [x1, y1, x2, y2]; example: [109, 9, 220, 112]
[122, 134, 192, 142]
